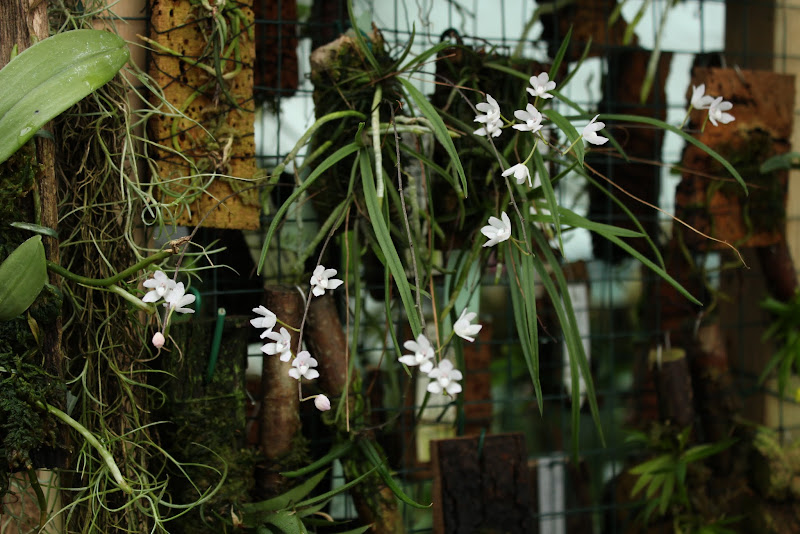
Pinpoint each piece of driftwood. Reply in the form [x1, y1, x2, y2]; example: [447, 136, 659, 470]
[678, 68, 794, 250]
[649, 347, 694, 428]
[302, 292, 405, 534]
[432, 433, 534, 534]
[256, 285, 303, 497]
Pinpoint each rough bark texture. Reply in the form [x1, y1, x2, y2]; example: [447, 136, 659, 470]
[758, 239, 799, 302]
[256, 285, 303, 497]
[303, 293, 348, 396]
[650, 347, 694, 429]
[678, 68, 794, 250]
[432, 433, 534, 534]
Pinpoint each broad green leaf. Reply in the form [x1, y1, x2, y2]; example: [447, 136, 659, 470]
[0, 29, 129, 165]
[398, 78, 467, 195]
[0, 235, 47, 321]
[360, 150, 423, 337]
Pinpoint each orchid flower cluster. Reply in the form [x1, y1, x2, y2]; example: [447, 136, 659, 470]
[248, 265, 345, 412]
[689, 84, 735, 127]
[473, 72, 609, 248]
[400, 309, 482, 397]
[143, 270, 196, 349]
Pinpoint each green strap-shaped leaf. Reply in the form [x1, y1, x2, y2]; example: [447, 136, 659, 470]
[360, 150, 423, 338]
[0, 236, 47, 321]
[398, 77, 467, 196]
[0, 29, 130, 165]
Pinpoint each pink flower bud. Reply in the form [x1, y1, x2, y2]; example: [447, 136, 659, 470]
[314, 394, 331, 412]
[152, 331, 165, 349]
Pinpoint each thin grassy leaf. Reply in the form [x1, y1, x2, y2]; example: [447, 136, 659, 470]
[760, 152, 800, 173]
[629, 454, 674, 475]
[360, 150, 423, 337]
[582, 171, 664, 268]
[400, 41, 452, 74]
[543, 108, 585, 165]
[533, 148, 563, 251]
[507, 241, 543, 410]
[346, 0, 380, 72]
[358, 439, 431, 509]
[548, 205, 644, 238]
[398, 77, 467, 195]
[9, 222, 58, 238]
[548, 26, 572, 82]
[558, 36, 593, 91]
[603, 232, 701, 305]
[630, 472, 653, 498]
[281, 442, 353, 478]
[659, 475, 675, 515]
[645, 473, 666, 499]
[600, 113, 747, 192]
[241, 470, 328, 514]
[532, 229, 604, 450]
[257, 143, 359, 274]
[295, 465, 378, 508]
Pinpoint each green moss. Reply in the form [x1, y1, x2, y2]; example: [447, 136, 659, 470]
[0, 141, 64, 498]
[709, 129, 787, 235]
[157, 317, 256, 533]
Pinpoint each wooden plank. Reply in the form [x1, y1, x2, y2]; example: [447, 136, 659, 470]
[432, 433, 534, 534]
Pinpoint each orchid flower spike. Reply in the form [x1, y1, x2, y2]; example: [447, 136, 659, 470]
[454, 309, 482, 342]
[527, 72, 556, 100]
[399, 333, 436, 374]
[502, 163, 532, 187]
[708, 97, 735, 126]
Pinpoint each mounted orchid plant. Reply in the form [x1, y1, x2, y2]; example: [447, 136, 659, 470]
[213, 12, 746, 453]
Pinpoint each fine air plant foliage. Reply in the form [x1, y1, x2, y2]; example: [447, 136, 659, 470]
[0, 1, 749, 532]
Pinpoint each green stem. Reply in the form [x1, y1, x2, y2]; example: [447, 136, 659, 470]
[46, 249, 172, 287]
[26, 467, 48, 532]
[37, 402, 133, 495]
[107, 284, 153, 313]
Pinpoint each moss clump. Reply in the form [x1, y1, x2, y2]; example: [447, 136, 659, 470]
[0, 311, 65, 497]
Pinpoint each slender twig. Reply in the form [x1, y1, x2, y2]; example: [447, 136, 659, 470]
[46, 249, 172, 287]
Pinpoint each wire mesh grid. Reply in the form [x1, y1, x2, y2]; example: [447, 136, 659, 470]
[89, 0, 800, 532]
